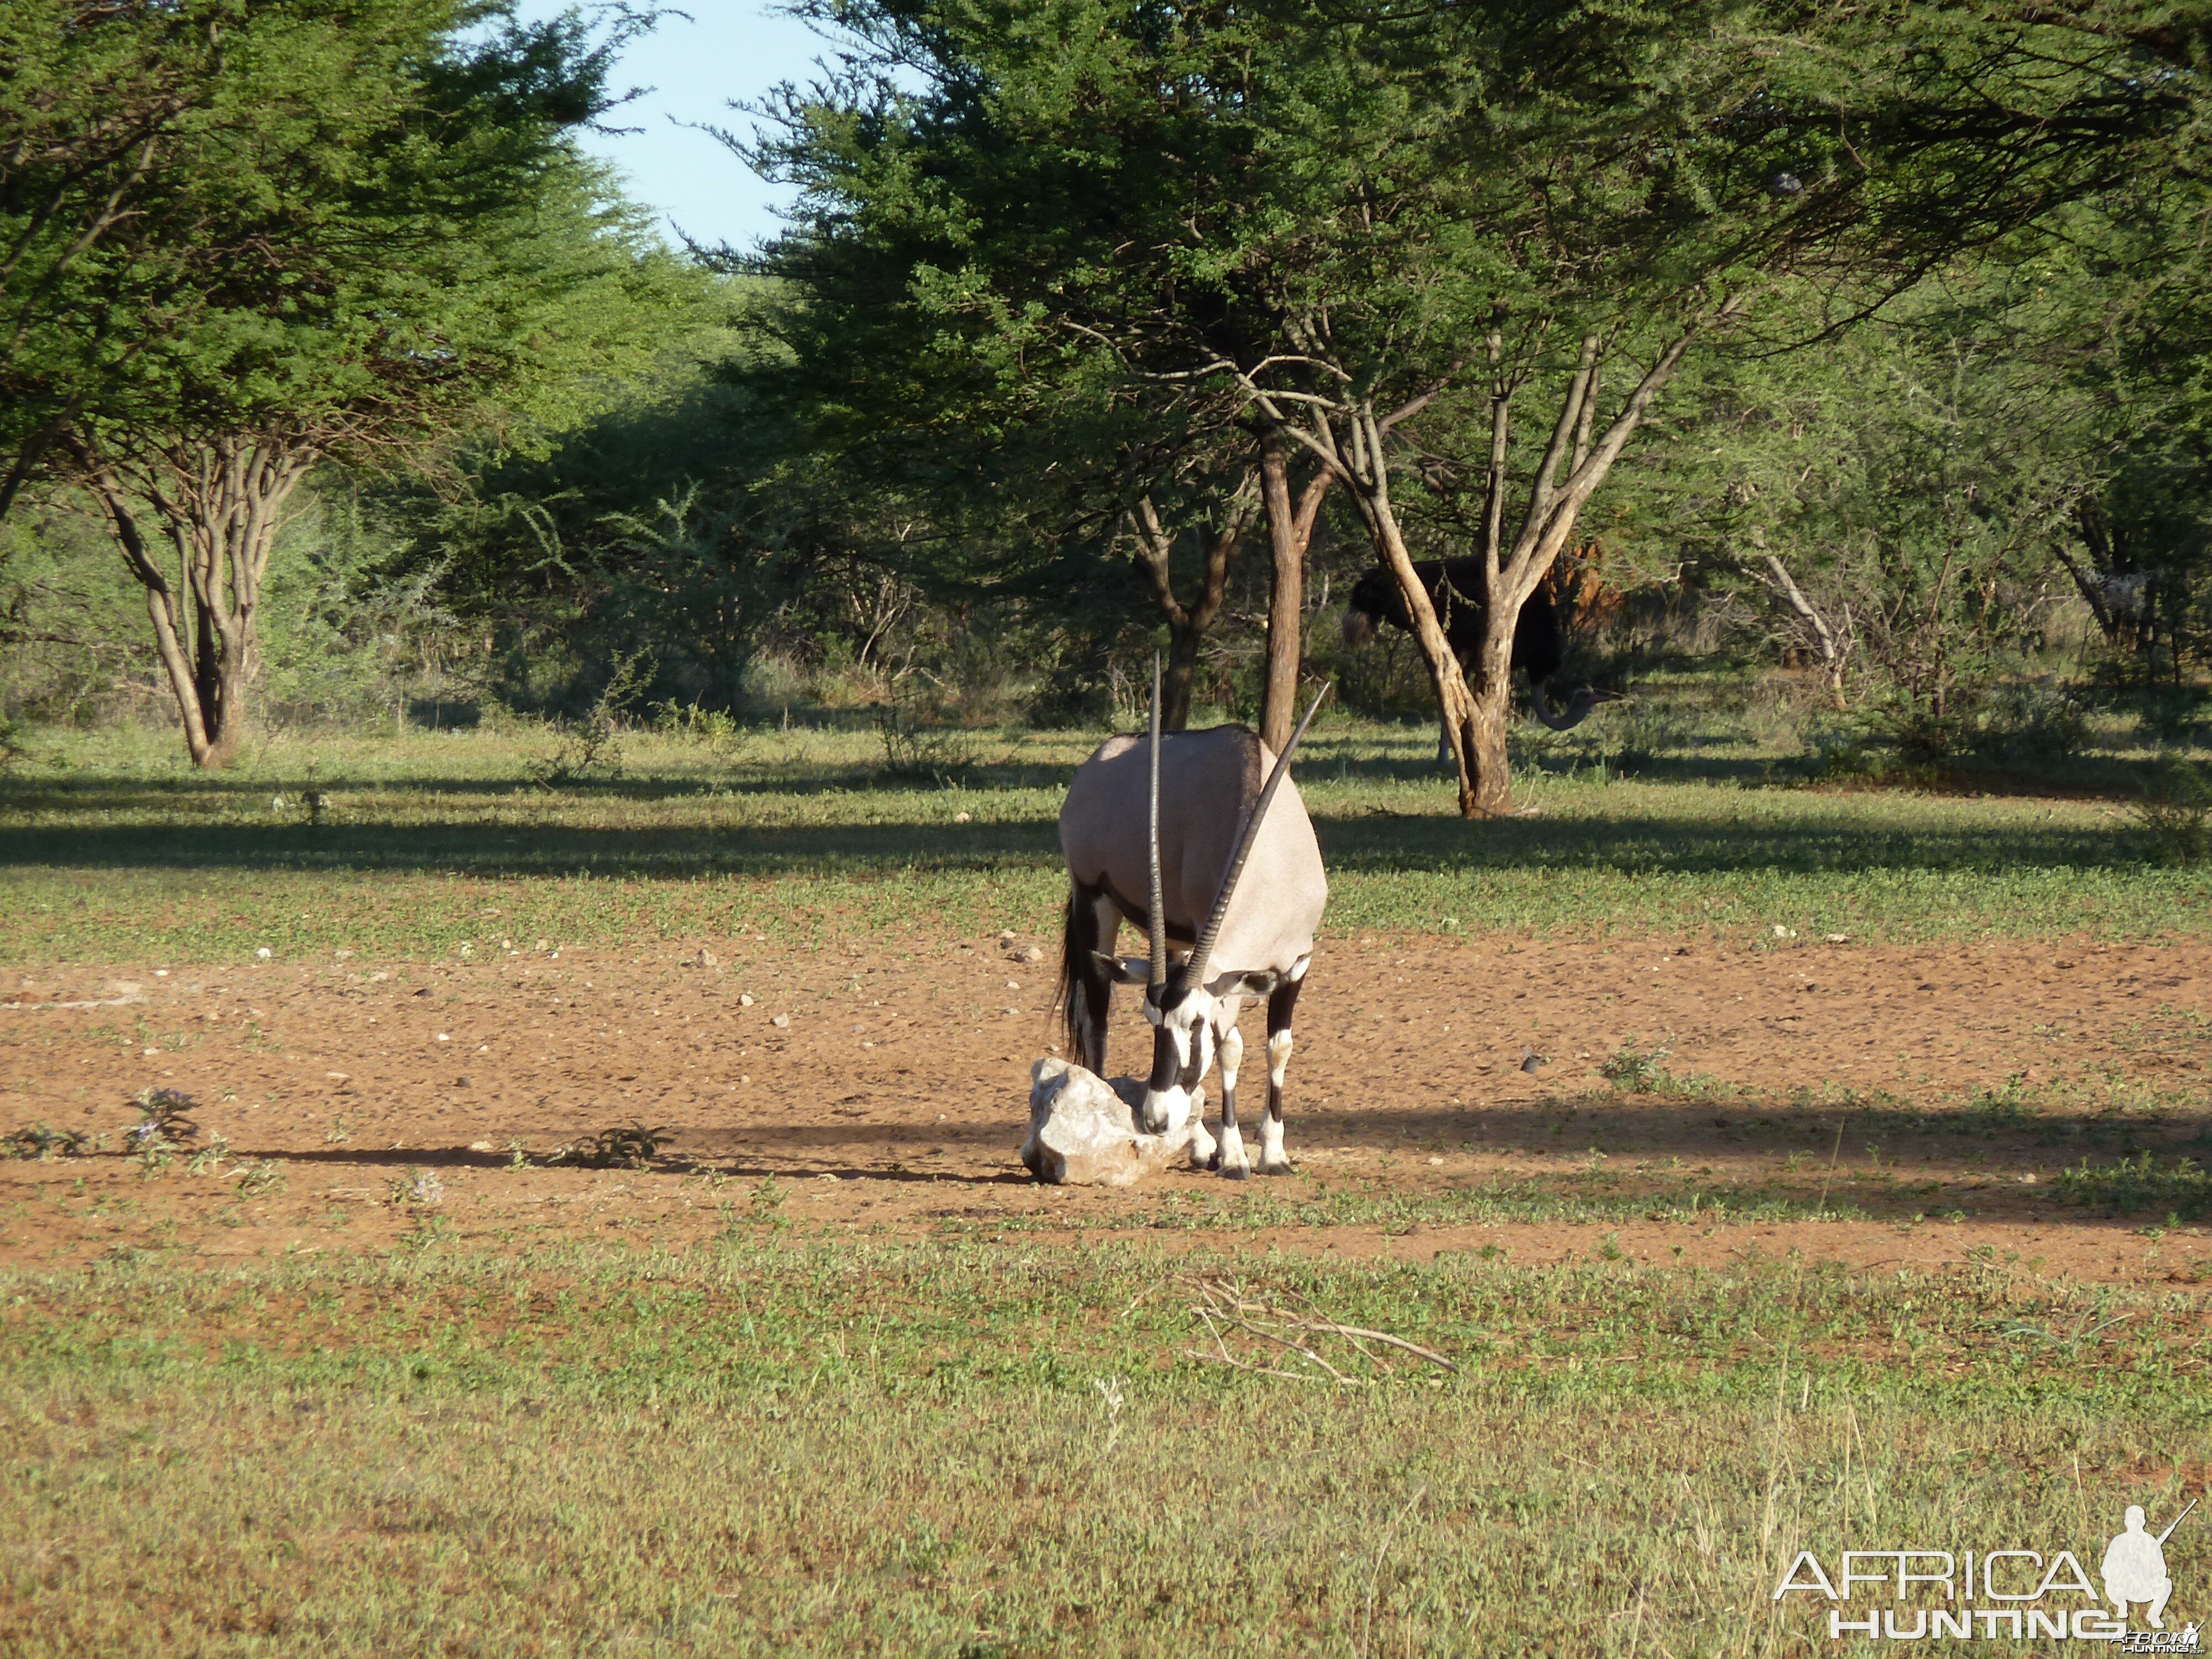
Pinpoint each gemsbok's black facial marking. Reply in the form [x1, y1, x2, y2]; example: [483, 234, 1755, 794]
[1146, 1026, 1181, 1096]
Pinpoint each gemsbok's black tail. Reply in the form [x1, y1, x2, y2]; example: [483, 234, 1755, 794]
[1056, 882, 1094, 1059]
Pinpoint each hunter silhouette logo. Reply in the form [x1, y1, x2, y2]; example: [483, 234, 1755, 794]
[1774, 1496, 2200, 1645]
[2105, 1501, 2195, 1639]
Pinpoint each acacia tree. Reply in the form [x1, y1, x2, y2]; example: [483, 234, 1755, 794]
[755, 0, 2194, 811]
[50, 2, 687, 765]
[1207, 3, 2193, 814]
[0, 0, 233, 522]
[748, 0, 1341, 741]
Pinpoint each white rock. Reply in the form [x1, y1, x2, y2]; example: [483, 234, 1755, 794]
[770, 1013, 790, 1028]
[739, 992, 755, 1007]
[1019, 1057, 1196, 1187]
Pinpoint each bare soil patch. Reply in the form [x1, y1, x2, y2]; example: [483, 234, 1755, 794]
[3, 931, 2206, 1284]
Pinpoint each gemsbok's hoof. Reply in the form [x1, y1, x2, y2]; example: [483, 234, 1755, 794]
[1219, 1161, 1250, 1181]
[1258, 1158, 1294, 1177]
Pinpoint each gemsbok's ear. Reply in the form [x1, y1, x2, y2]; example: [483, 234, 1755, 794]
[1206, 968, 1277, 1000]
[1093, 953, 1154, 985]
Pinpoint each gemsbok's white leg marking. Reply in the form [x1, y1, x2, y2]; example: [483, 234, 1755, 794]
[1259, 1028, 1293, 1173]
[1187, 1100, 1218, 1168]
[1215, 1022, 1249, 1179]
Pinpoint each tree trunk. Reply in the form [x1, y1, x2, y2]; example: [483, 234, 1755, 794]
[1128, 478, 1256, 731]
[1257, 434, 1332, 752]
[1342, 416, 1496, 816]
[1239, 305, 1728, 816]
[69, 428, 310, 767]
[1164, 613, 1203, 729]
[1760, 551, 1850, 708]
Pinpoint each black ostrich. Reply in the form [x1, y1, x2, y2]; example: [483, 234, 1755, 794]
[1341, 559, 1601, 760]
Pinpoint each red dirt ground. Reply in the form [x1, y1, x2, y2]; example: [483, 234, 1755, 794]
[2, 931, 2207, 1284]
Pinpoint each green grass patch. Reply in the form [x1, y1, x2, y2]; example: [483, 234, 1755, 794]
[2056, 1154, 2212, 1224]
[2, 1236, 2207, 1655]
[3, 721, 2200, 961]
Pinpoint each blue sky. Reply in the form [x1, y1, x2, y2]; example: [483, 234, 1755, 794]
[512, 1, 831, 254]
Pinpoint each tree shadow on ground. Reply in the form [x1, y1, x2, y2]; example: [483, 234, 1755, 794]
[0, 801, 2152, 882]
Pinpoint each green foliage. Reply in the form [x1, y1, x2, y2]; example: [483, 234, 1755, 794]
[2, 1123, 87, 1161]
[874, 690, 982, 782]
[232, 1159, 284, 1198]
[126, 1087, 200, 1170]
[525, 648, 653, 786]
[2128, 763, 2212, 865]
[1599, 1044, 1683, 1097]
[2055, 1154, 2212, 1223]
[17, 2, 706, 765]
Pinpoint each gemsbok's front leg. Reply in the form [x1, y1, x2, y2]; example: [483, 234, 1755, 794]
[1258, 969, 1305, 1175]
[1213, 1021, 1249, 1180]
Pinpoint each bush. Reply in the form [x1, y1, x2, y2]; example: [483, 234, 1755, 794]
[2128, 764, 2212, 865]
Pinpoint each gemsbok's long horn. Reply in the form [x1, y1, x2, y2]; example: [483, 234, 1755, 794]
[1186, 681, 1332, 987]
[1146, 653, 1167, 991]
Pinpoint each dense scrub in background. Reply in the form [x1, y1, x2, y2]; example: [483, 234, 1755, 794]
[2, 3, 2208, 780]
[10, 247, 2205, 767]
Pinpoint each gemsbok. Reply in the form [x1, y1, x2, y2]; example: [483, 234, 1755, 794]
[1056, 663, 1329, 1179]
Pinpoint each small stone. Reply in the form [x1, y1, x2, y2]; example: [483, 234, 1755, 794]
[770, 1014, 790, 1029]
[998, 930, 1017, 946]
[1823, 932, 1850, 944]
[1520, 1051, 1547, 1073]
[691, 948, 720, 969]
[739, 993, 756, 1007]
[325, 1071, 348, 1083]
[255, 947, 273, 959]
[436, 1033, 450, 1042]
[954, 811, 972, 823]
[1018, 945, 1045, 963]
[469, 1139, 493, 1152]
[1428, 1156, 1444, 1166]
